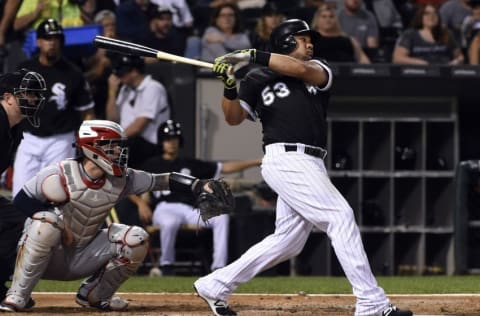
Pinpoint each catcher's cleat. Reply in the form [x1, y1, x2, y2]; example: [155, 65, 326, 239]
[0, 297, 35, 312]
[193, 285, 237, 316]
[380, 304, 412, 316]
[75, 293, 128, 311]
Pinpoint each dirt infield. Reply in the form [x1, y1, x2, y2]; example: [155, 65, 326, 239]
[23, 293, 480, 315]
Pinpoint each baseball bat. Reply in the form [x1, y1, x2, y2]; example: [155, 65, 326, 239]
[93, 35, 213, 69]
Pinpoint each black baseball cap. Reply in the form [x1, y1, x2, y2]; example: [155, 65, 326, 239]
[112, 54, 145, 76]
[0, 70, 26, 95]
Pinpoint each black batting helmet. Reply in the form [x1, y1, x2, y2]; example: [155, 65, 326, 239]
[36, 19, 65, 43]
[270, 19, 318, 54]
[158, 120, 183, 146]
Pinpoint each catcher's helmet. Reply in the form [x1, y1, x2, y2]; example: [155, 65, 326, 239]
[36, 18, 65, 43]
[158, 119, 183, 146]
[0, 68, 46, 127]
[76, 120, 129, 177]
[270, 19, 318, 54]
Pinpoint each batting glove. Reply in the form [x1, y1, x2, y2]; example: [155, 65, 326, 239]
[212, 61, 236, 89]
[216, 49, 270, 66]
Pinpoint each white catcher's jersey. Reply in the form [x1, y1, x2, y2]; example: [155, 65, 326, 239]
[22, 160, 156, 247]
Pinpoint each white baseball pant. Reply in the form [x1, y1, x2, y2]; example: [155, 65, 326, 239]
[152, 201, 229, 270]
[195, 143, 390, 316]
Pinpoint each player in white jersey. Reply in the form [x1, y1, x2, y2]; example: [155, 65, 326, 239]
[193, 19, 413, 316]
[0, 119, 232, 313]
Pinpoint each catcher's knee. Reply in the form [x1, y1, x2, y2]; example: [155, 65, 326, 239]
[108, 224, 149, 265]
[26, 211, 64, 247]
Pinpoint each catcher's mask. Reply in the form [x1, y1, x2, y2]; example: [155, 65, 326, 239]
[270, 19, 319, 54]
[158, 119, 184, 146]
[0, 68, 47, 127]
[76, 120, 129, 177]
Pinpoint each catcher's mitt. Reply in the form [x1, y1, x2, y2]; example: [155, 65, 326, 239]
[193, 179, 235, 222]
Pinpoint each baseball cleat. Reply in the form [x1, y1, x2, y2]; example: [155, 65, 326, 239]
[0, 297, 35, 312]
[193, 285, 237, 316]
[75, 293, 128, 311]
[381, 304, 412, 316]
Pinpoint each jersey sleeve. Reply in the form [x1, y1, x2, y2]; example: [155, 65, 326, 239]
[122, 168, 157, 197]
[238, 70, 264, 121]
[311, 59, 333, 92]
[73, 73, 95, 112]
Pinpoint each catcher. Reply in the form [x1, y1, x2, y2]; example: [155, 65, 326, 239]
[0, 119, 234, 312]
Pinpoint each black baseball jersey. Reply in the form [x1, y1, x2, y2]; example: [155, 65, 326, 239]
[17, 56, 94, 136]
[238, 59, 333, 149]
[141, 156, 219, 206]
[0, 106, 22, 174]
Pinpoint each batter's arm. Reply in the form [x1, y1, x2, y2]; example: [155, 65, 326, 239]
[267, 53, 328, 86]
[221, 98, 248, 126]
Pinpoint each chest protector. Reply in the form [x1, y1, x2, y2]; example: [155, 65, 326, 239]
[60, 160, 126, 248]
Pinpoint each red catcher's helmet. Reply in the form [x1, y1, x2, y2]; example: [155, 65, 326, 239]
[76, 120, 128, 177]
[270, 19, 319, 54]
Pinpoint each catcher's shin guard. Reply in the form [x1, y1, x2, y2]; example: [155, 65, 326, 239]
[77, 224, 148, 307]
[4, 211, 63, 310]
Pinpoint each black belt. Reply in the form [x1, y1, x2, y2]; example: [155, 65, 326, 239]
[284, 144, 327, 159]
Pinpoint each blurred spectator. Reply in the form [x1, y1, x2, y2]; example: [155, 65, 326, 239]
[311, 4, 371, 63]
[465, 2, 480, 63]
[338, 0, 380, 48]
[201, 3, 250, 62]
[150, 0, 194, 29]
[14, 0, 84, 31]
[12, 19, 95, 197]
[0, 0, 22, 73]
[249, 2, 284, 51]
[439, 0, 472, 45]
[116, 0, 156, 45]
[106, 54, 170, 169]
[461, 0, 480, 47]
[364, 0, 403, 28]
[83, 9, 117, 119]
[395, 0, 417, 27]
[145, 4, 186, 56]
[79, 0, 118, 24]
[392, 3, 464, 64]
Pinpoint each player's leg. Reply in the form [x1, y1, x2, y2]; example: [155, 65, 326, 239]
[263, 150, 392, 316]
[0, 211, 63, 312]
[152, 201, 186, 273]
[0, 200, 27, 302]
[194, 197, 312, 301]
[188, 209, 229, 271]
[12, 135, 43, 197]
[75, 223, 148, 311]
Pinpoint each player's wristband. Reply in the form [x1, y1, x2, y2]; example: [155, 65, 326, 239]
[169, 172, 198, 193]
[223, 86, 238, 100]
[254, 50, 271, 67]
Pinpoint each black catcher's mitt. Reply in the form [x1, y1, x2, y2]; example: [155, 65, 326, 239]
[193, 179, 235, 222]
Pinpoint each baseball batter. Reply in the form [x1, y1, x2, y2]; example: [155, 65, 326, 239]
[194, 20, 413, 316]
[0, 120, 232, 312]
[12, 18, 95, 197]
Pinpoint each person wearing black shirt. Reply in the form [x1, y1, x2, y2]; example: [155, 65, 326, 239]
[0, 69, 46, 302]
[193, 19, 413, 316]
[12, 18, 95, 197]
